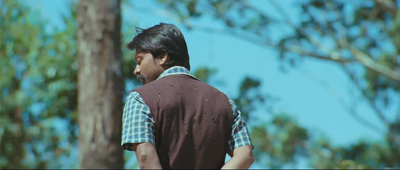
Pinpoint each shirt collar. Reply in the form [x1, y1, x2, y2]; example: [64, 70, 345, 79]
[157, 66, 197, 80]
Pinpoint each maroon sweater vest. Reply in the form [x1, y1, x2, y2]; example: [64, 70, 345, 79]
[132, 74, 233, 169]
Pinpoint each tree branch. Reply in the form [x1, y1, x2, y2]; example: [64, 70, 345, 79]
[373, 0, 397, 17]
[268, 0, 355, 65]
[341, 65, 390, 128]
[285, 45, 356, 64]
[183, 22, 357, 65]
[297, 67, 385, 133]
[268, 0, 296, 27]
[268, 1, 400, 83]
[351, 49, 400, 82]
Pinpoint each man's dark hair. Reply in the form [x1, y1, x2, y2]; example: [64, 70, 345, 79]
[127, 23, 191, 70]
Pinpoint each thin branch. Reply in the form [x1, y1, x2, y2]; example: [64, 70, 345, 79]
[324, 1, 350, 48]
[285, 45, 356, 64]
[297, 67, 385, 133]
[268, 0, 353, 64]
[351, 49, 400, 82]
[341, 64, 390, 128]
[268, 0, 296, 27]
[270, 0, 400, 83]
[241, 1, 279, 23]
[183, 23, 357, 64]
[373, 0, 398, 17]
[368, 5, 381, 21]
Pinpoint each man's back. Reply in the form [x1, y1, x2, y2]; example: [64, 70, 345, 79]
[122, 23, 254, 169]
[134, 74, 233, 169]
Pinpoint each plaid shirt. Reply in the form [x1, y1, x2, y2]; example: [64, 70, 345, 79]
[121, 66, 253, 154]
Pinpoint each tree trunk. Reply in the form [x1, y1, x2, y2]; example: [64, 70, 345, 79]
[77, 0, 124, 168]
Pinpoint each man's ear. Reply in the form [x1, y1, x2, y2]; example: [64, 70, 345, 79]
[158, 53, 169, 66]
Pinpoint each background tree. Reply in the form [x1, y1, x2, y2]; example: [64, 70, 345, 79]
[77, 0, 124, 168]
[0, 0, 78, 168]
[0, 0, 140, 168]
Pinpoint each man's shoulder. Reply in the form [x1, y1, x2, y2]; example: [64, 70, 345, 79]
[129, 75, 178, 95]
[131, 78, 166, 92]
[193, 79, 231, 100]
[130, 74, 229, 98]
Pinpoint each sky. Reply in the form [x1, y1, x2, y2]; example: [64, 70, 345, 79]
[22, 0, 389, 168]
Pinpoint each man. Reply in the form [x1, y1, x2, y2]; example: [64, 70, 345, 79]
[121, 23, 254, 169]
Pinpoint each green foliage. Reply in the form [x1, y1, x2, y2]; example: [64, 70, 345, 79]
[295, 0, 400, 104]
[121, 22, 141, 91]
[0, 0, 78, 168]
[193, 67, 217, 83]
[231, 75, 310, 168]
[233, 77, 265, 121]
[309, 136, 400, 168]
[292, 1, 400, 167]
[0, 1, 141, 168]
[157, 0, 271, 36]
[251, 115, 309, 168]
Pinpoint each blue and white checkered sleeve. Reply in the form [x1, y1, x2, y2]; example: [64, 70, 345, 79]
[227, 99, 253, 154]
[121, 91, 156, 151]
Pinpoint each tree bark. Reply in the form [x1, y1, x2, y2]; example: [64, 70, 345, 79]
[77, 0, 124, 168]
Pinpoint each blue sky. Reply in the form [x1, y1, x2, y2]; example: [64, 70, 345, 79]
[22, 0, 389, 168]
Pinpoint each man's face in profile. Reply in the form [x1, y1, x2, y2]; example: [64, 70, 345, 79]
[133, 50, 164, 85]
